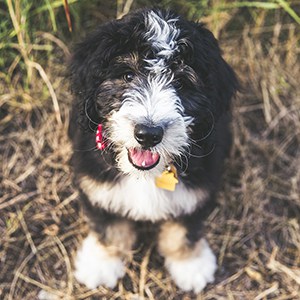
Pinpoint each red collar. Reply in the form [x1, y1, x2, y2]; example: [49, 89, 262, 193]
[96, 124, 107, 150]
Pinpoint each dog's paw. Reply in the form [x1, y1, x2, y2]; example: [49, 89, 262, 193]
[165, 239, 217, 293]
[74, 233, 125, 289]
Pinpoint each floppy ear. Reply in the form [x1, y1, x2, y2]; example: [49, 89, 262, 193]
[70, 20, 121, 94]
[69, 20, 126, 132]
[191, 23, 239, 118]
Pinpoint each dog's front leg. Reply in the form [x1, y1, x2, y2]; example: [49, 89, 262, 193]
[74, 216, 136, 289]
[158, 216, 217, 293]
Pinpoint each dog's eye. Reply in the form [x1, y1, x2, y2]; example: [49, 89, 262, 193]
[123, 72, 135, 83]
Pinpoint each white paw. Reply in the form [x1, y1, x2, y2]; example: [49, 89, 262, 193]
[74, 233, 125, 289]
[165, 239, 217, 293]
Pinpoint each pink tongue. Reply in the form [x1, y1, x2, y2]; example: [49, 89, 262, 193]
[128, 148, 160, 168]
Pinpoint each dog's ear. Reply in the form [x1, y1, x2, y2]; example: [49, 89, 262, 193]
[191, 23, 239, 117]
[69, 21, 120, 94]
[69, 21, 123, 131]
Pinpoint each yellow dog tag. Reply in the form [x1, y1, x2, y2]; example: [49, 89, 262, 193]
[155, 165, 179, 191]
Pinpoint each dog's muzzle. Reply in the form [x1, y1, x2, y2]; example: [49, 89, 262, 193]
[127, 124, 163, 171]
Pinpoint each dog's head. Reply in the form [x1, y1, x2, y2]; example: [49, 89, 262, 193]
[70, 9, 238, 177]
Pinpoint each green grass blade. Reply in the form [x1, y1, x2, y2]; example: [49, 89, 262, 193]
[45, 0, 57, 32]
[214, 1, 280, 10]
[276, 0, 300, 24]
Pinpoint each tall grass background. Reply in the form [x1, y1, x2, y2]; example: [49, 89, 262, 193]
[1, 0, 299, 115]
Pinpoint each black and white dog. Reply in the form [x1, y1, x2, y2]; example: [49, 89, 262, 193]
[69, 8, 238, 293]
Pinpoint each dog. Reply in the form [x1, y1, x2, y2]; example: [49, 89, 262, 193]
[68, 8, 238, 293]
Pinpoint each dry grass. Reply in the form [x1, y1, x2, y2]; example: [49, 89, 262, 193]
[1, 9, 300, 300]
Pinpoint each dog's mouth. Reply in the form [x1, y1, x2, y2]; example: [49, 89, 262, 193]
[128, 148, 160, 170]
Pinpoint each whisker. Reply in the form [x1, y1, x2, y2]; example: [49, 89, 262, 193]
[191, 108, 215, 142]
[187, 144, 216, 158]
[73, 146, 98, 152]
[175, 151, 189, 173]
[188, 138, 204, 151]
[85, 98, 99, 126]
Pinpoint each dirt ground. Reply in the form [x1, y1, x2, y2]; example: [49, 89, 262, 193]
[1, 11, 300, 300]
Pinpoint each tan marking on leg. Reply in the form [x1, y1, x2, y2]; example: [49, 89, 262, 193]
[158, 221, 195, 260]
[104, 221, 137, 257]
[158, 221, 205, 260]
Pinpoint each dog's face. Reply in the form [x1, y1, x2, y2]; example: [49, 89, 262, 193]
[70, 9, 237, 177]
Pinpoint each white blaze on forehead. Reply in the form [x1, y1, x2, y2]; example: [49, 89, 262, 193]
[145, 11, 180, 57]
[144, 11, 180, 73]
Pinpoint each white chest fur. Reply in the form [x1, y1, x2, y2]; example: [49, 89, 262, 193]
[79, 175, 207, 222]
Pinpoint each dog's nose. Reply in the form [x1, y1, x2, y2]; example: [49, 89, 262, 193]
[134, 124, 163, 148]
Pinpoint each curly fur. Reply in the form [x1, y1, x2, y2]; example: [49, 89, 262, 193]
[69, 8, 238, 293]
